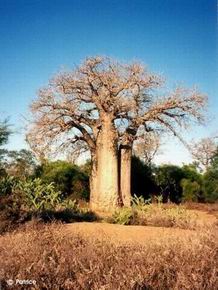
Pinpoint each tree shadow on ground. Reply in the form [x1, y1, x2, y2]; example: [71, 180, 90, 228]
[0, 208, 100, 235]
[35, 209, 100, 223]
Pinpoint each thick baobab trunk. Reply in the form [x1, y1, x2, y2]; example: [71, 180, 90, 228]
[90, 115, 119, 211]
[119, 145, 132, 207]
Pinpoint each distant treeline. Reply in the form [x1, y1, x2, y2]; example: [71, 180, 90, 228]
[1, 153, 217, 204]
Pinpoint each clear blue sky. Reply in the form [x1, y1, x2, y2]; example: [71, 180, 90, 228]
[0, 0, 217, 164]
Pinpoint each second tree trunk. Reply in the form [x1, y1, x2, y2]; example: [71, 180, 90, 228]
[119, 145, 132, 207]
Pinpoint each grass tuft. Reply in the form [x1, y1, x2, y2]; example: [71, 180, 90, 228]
[0, 221, 217, 289]
[111, 204, 199, 229]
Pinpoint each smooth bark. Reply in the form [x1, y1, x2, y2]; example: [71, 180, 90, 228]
[119, 145, 132, 207]
[90, 115, 119, 211]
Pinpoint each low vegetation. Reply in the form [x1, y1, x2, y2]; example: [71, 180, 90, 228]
[0, 221, 217, 290]
[111, 199, 198, 229]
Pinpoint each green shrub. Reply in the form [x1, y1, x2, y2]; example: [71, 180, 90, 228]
[35, 160, 90, 200]
[0, 178, 80, 233]
[154, 165, 185, 203]
[14, 178, 63, 211]
[204, 154, 218, 202]
[59, 198, 78, 210]
[112, 207, 137, 225]
[0, 175, 18, 196]
[181, 178, 201, 202]
[132, 194, 151, 209]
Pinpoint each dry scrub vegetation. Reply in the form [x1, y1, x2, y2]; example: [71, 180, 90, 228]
[0, 220, 217, 290]
[110, 204, 200, 229]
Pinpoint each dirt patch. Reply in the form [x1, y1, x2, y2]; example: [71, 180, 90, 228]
[65, 222, 197, 245]
[189, 209, 218, 225]
[64, 209, 217, 245]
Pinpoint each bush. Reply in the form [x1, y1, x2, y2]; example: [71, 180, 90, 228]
[35, 160, 89, 200]
[181, 164, 204, 202]
[0, 175, 18, 196]
[132, 194, 151, 209]
[144, 205, 197, 229]
[111, 197, 198, 229]
[181, 178, 201, 202]
[154, 165, 185, 203]
[204, 155, 218, 202]
[14, 178, 63, 211]
[0, 193, 31, 234]
[0, 176, 98, 234]
[0, 178, 66, 234]
[112, 207, 137, 225]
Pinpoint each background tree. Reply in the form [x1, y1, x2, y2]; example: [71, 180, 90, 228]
[154, 165, 185, 203]
[35, 160, 89, 200]
[181, 179, 200, 202]
[203, 148, 218, 202]
[190, 137, 217, 171]
[0, 119, 10, 147]
[180, 164, 204, 202]
[27, 56, 207, 210]
[133, 131, 161, 165]
[5, 149, 36, 179]
[0, 119, 10, 174]
[131, 156, 156, 200]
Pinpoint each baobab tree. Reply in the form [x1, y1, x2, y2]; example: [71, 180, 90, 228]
[27, 56, 207, 210]
[133, 131, 161, 165]
[191, 137, 217, 171]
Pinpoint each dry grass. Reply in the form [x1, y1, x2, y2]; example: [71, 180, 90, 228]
[110, 204, 202, 229]
[0, 220, 217, 290]
[182, 202, 218, 212]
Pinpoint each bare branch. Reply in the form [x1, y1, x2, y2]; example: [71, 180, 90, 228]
[190, 137, 217, 170]
[27, 56, 207, 162]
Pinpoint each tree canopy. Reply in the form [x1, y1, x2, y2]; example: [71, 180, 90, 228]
[27, 56, 207, 210]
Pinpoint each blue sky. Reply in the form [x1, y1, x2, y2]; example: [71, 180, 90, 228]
[0, 0, 217, 164]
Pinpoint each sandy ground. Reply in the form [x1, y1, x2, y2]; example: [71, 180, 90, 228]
[190, 209, 218, 223]
[64, 209, 217, 245]
[64, 222, 197, 244]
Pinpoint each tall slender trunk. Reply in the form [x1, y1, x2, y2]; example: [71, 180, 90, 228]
[119, 145, 132, 207]
[90, 115, 119, 211]
[89, 152, 99, 207]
